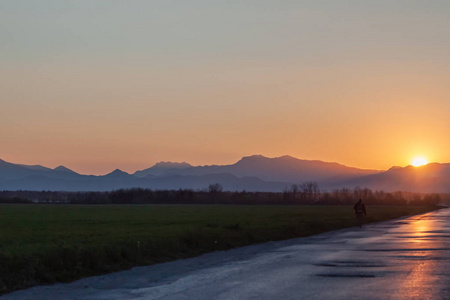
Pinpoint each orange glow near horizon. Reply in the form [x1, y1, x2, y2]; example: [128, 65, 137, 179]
[1, 2, 450, 175]
[411, 157, 429, 167]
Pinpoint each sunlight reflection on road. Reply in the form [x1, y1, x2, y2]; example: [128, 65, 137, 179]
[411, 219, 430, 242]
[394, 213, 450, 300]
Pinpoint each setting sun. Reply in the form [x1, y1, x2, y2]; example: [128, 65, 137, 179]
[411, 157, 428, 167]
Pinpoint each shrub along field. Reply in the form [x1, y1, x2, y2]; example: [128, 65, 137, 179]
[0, 204, 440, 294]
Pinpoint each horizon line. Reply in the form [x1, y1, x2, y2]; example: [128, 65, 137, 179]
[1, 155, 446, 177]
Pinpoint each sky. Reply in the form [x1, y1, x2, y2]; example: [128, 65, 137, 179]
[1, 0, 449, 175]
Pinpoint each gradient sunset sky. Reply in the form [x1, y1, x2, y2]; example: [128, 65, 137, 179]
[1, 1, 449, 175]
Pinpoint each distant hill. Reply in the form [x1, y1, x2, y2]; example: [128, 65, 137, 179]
[133, 162, 192, 177]
[0, 156, 449, 193]
[139, 155, 379, 183]
[0, 159, 79, 180]
[334, 163, 450, 193]
[54, 166, 78, 174]
[134, 173, 289, 192]
[103, 169, 134, 180]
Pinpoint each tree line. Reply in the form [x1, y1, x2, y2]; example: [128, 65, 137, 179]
[0, 183, 447, 206]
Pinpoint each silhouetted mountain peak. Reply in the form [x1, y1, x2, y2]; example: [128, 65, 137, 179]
[133, 161, 193, 177]
[104, 169, 130, 178]
[402, 163, 449, 175]
[18, 164, 50, 171]
[237, 154, 336, 168]
[246, 154, 266, 159]
[1, 157, 448, 193]
[153, 161, 192, 168]
[278, 155, 296, 160]
[388, 166, 403, 171]
[236, 155, 270, 164]
[111, 169, 127, 174]
[237, 155, 324, 165]
[54, 166, 76, 173]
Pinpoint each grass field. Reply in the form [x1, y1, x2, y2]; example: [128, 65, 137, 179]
[0, 204, 440, 294]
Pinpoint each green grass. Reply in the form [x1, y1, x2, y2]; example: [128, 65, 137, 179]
[0, 204, 440, 294]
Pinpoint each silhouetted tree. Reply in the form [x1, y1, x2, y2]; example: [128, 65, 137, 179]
[423, 193, 441, 205]
[208, 183, 223, 193]
[300, 182, 320, 204]
[290, 184, 299, 200]
[208, 183, 223, 204]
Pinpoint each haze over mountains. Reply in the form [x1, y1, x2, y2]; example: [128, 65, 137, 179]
[0, 156, 449, 193]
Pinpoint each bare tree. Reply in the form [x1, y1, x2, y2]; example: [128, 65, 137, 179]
[208, 183, 223, 204]
[300, 182, 320, 204]
[208, 183, 223, 193]
[290, 184, 299, 199]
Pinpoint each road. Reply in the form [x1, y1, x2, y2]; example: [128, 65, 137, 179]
[3, 208, 450, 300]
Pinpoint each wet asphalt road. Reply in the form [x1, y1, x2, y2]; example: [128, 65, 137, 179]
[3, 208, 450, 300]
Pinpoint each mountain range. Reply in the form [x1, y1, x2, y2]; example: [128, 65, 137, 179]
[0, 156, 449, 193]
